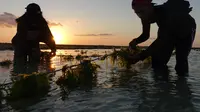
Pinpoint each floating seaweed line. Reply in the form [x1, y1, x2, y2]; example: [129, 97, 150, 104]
[0, 47, 152, 101]
[1, 47, 150, 87]
[54, 47, 151, 88]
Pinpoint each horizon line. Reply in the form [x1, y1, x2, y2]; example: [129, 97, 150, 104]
[0, 42, 200, 49]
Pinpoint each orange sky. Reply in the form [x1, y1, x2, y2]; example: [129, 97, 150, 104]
[0, 0, 200, 47]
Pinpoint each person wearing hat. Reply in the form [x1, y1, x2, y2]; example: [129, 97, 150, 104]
[12, 3, 56, 73]
[129, 0, 196, 75]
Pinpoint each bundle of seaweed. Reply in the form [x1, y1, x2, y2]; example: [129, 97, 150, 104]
[107, 47, 140, 69]
[105, 47, 151, 69]
[7, 72, 50, 100]
[56, 59, 100, 89]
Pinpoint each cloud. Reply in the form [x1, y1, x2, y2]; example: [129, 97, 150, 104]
[75, 33, 113, 37]
[0, 12, 17, 28]
[47, 21, 63, 27]
[0, 12, 63, 28]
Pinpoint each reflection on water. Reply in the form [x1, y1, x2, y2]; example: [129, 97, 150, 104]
[136, 71, 194, 112]
[12, 51, 56, 74]
[0, 50, 200, 111]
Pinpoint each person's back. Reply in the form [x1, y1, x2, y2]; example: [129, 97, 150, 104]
[163, 0, 196, 38]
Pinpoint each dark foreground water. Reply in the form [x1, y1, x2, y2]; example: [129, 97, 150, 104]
[0, 49, 200, 112]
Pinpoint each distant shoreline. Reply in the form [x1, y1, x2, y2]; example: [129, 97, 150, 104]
[0, 43, 199, 50]
[0, 43, 129, 50]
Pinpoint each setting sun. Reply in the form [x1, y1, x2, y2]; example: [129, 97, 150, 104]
[50, 26, 68, 44]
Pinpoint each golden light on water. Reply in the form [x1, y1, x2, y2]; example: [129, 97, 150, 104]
[50, 26, 68, 44]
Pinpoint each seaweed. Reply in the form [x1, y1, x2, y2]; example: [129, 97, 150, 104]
[7, 72, 50, 100]
[56, 59, 100, 89]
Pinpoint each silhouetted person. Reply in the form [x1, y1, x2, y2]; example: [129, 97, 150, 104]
[129, 0, 196, 76]
[11, 3, 56, 74]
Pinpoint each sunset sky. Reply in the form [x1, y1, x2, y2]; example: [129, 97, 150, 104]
[0, 0, 200, 47]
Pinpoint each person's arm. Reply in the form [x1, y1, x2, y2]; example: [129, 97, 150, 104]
[129, 20, 151, 49]
[138, 30, 173, 61]
[131, 36, 169, 64]
[39, 22, 56, 53]
[135, 20, 151, 44]
[45, 24, 56, 53]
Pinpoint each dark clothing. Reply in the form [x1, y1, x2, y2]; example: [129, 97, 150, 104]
[134, 5, 166, 44]
[12, 13, 56, 52]
[12, 13, 56, 73]
[134, 1, 196, 74]
[141, 23, 196, 73]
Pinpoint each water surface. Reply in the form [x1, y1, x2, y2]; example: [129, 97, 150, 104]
[0, 49, 200, 112]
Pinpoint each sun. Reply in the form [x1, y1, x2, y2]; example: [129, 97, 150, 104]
[50, 26, 67, 44]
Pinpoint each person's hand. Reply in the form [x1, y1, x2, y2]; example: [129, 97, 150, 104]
[50, 49, 56, 57]
[129, 39, 137, 50]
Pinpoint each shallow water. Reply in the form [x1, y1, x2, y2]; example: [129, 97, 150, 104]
[0, 49, 200, 112]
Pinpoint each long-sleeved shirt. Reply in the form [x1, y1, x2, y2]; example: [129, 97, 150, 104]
[134, 1, 196, 60]
[12, 13, 56, 52]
